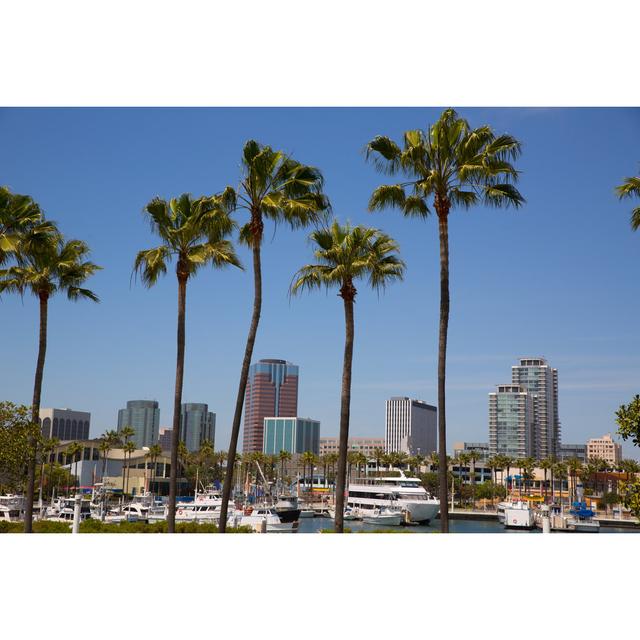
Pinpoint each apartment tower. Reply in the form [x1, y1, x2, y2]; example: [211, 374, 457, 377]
[385, 397, 437, 456]
[488, 384, 535, 458]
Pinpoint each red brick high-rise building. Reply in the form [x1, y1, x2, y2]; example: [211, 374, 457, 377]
[242, 359, 299, 452]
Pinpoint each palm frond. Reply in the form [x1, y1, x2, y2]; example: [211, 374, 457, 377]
[482, 183, 525, 208]
[134, 246, 171, 287]
[365, 136, 403, 175]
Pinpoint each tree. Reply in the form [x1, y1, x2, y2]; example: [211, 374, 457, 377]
[467, 451, 480, 508]
[291, 220, 404, 531]
[0, 229, 100, 532]
[278, 450, 292, 486]
[301, 451, 317, 495]
[37, 437, 59, 510]
[366, 109, 524, 531]
[0, 402, 41, 493]
[616, 395, 640, 447]
[118, 426, 135, 495]
[124, 441, 136, 495]
[146, 443, 162, 493]
[99, 429, 121, 482]
[454, 453, 471, 507]
[65, 441, 83, 495]
[615, 173, 640, 230]
[372, 447, 385, 474]
[538, 457, 554, 500]
[0, 187, 55, 267]
[134, 192, 240, 531]
[218, 141, 330, 532]
[567, 457, 583, 503]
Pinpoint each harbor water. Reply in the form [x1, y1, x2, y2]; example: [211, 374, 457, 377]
[296, 516, 637, 533]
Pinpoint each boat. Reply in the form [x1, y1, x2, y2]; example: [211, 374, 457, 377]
[0, 495, 25, 522]
[566, 502, 600, 533]
[172, 486, 238, 524]
[496, 501, 507, 524]
[502, 500, 535, 529]
[45, 497, 93, 524]
[362, 507, 404, 526]
[347, 470, 439, 523]
[274, 495, 301, 523]
[239, 505, 298, 533]
[299, 508, 315, 518]
[327, 506, 359, 521]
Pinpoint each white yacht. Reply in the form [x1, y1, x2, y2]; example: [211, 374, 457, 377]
[347, 470, 439, 524]
[238, 505, 298, 533]
[170, 487, 238, 524]
[502, 500, 535, 529]
[45, 497, 93, 524]
[0, 495, 25, 522]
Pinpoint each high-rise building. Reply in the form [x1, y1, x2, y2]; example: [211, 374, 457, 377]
[117, 400, 160, 448]
[243, 359, 298, 453]
[263, 417, 320, 455]
[319, 437, 385, 458]
[586, 434, 622, 467]
[511, 357, 560, 458]
[158, 427, 173, 451]
[40, 408, 90, 441]
[180, 403, 215, 452]
[488, 384, 535, 458]
[385, 397, 437, 456]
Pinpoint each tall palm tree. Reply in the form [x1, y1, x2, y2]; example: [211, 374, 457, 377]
[0, 229, 100, 532]
[467, 451, 480, 509]
[124, 441, 136, 495]
[301, 451, 317, 495]
[567, 457, 583, 504]
[65, 441, 83, 495]
[99, 429, 121, 481]
[118, 425, 135, 495]
[366, 109, 524, 531]
[134, 192, 240, 532]
[291, 220, 404, 532]
[553, 461, 568, 504]
[218, 141, 329, 532]
[486, 455, 500, 506]
[146, 443, 162, 493]
[616, 172, 640, 230]
[539, 457, 553, 501]
[278, 450, 292, 486]
[455, 452, 471, 507]
[372, 447, 385, 474]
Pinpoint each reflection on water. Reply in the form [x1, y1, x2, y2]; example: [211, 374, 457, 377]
[296, 516, 637, 534]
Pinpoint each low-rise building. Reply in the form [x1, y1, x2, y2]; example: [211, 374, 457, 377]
[319, 437, 385, 458]
[558, 443, 587, 462]
[586, 434, 622, 467]
[453, 441, 490, 461]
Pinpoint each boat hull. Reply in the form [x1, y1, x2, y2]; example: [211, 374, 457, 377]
[362, 514, 404, 526]
[276, 508, 301, 523]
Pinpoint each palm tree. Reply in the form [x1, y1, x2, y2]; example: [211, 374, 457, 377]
[118, 426, 135, 495]
[291, 220, 404, 532]
[553, 461, 568, 504]
[0, 187, 56, 267]
[218, 141, 330, 532]
[124, 441, 136, 495]
[539, 457, 553, 501]
[65, 441, 83, 495]
[134, 192, 240, 532]
[372, 447, 385, 474]
[37, 437, 58, 511]
[455, 452, 471, 507]
[567, 457, 583, 504]
[0, 229, 100, 532]
[616, 172, 640, 230]
[42, 437, 60, 501]
[99, 429, 121, 481]
[366, 109, 524, 531]
[486, 455, 501, 506]
[428, 451, 440, 472]
[278, 450, 292, 486]
[300, 451, 317, 495]
[146, 443, 162, 493]
[467, 451, 480, 509]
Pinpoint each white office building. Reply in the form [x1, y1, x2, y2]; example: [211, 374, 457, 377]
[385, 397, 437, 456]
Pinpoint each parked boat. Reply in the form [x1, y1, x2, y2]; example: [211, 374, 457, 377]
[274, 495, 301, 523]
[239, 505, 298, 532]
[171, 487, 237, 524]
[567, 502, 600, 533]
[45, 497, 93, 524]
[502, 500, 535, 529]
[0, 495, 25, 522]
[328, 506, 359, 521]
[347, 470, 438, 523]
[362, 507, 404, 526]
[299, 508, 315, 518]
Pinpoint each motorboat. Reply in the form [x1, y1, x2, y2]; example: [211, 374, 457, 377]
[328, 506, 359, 521]
[299, 508, 315, 518]
[347, 470, 438, 523]
[0, 495, 25, 522]
[45, 497, 93, 524]
[502, 500, 535, 529]
[274, 495, 301, 523]
[566, 502, 600, 533]
[239, 505, 298, 533]
[362, 507, 404, 526]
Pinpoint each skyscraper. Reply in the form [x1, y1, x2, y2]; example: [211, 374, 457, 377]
[263, 417, 320, 455]
[180, 403, 215, 452]
[385, 397, 437, 456]
[242, 359, 299, 452]
[488, 384, 536, 458]
[511, 357, 560, 458]
[117, 400, 160, 448]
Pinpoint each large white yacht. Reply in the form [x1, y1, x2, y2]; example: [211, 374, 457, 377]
[169, 486, 239, 524]
[347, 470, 439, 524]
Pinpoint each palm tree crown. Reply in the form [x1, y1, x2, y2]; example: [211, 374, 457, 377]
[290, 220, 405, 301]
[366, 108, 525, 217]
[0, 233, 100, 302]
[616, 173, 640, 230]
[134, 193, 241, 286]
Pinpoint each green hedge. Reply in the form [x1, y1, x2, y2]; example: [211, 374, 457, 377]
[0, 519, 253, 533]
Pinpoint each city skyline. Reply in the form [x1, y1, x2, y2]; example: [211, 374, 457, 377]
[1, 108, 638, 458]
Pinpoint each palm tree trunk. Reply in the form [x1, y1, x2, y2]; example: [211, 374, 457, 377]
[436, 208, 450, 533]
[219, 234, 262, 533]
[334, 287, 355, 533]
[168, 273, 187, 533]
[24, 292, 48, 533]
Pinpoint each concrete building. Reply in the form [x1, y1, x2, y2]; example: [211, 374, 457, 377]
[40, 408, 91, 441]
[511, 357, 560, 458]
[558, 443, 587, 462]
[453, 441, 490, 461]
[158, 427, 173, 451]
[263, 417, 320, 455]
[243, 359, 298, 453]
[180, 403, 215, 452]
[319, 437, 385, 458]
[117, 400, 160, 448]
[489, 384, 535, 458]
[587, 434, 622, 467]
[385, 397, 437, 456]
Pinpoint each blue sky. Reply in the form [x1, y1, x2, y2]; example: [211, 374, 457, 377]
[1, 107, 638, 457]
